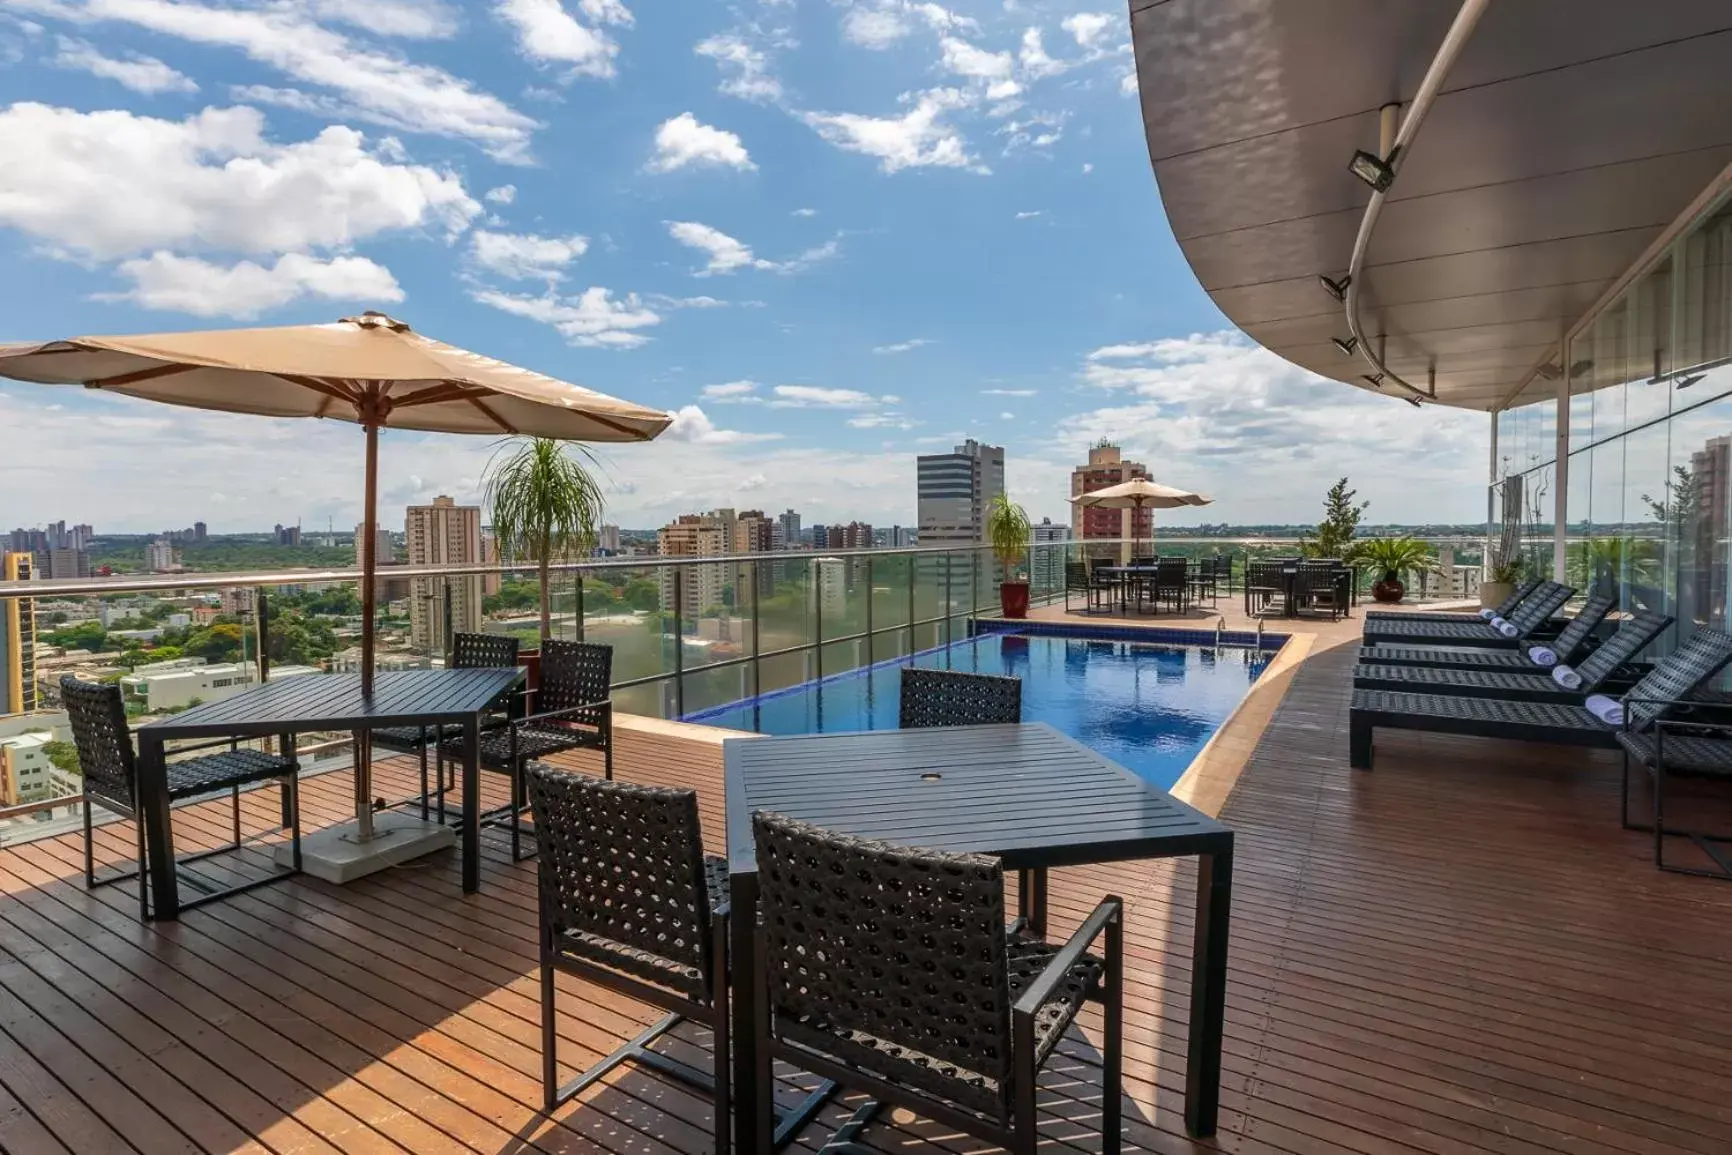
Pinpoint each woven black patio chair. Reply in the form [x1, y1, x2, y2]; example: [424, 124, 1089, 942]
[528, 765, 735, 1149]
[1352, 609, 1672, 704]
[1349, 628, 1732, 770]
[1293, 564, 1351, 622]
[900, 667, 1022, 728]
[439, 638, 612, 862]
[373, 631, 519, 820]
[1150, 557, 1189, 613]
[1357, 591, 1617, 672]
[1364, 575, 1542, 625]
[61, 674, 300, 922]
[1087, 557, 1124, 610]
[1244, 559, 1288, 617]
[751, 811, 1124, 1155]
[1617, 718, 1732, 880]
[1063, 561, 1112, 614]
[1361, 581, 1573, 648]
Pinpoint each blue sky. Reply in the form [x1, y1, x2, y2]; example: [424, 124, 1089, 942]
[0, 0, 1487, 534]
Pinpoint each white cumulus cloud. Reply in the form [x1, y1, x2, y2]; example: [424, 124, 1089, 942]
[1061, 12, 1115, 50]
[939, 37, 1011, 81]
[695, 33, 782, 103]
[470, 285, 662, 347]
[702, 380, 760, 400]
[468, 230, 589, 280]
[494, 0, 624, 79]
[664, 405, 782, 445]
[666, 221, 839, 276]
[22, 0, 540, 160]
[872, 338, 932, 354]
[106, 251, 403, 318]
[484, 184, 516, 204]
[0, 103, 479, 261]
[799, 88, 979, 174]
[770, 385, 885, 409]
[53, 36, 197, 94]
[647, 112, 755, 173]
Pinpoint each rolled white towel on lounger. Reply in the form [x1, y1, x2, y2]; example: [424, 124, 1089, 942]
[1551, 664, 1583, 690]
[1527, 645, 1559, 667]
[1495, 620, 1519, 638]
[1584, 694, 1624, 727]
[1478, 608, 1497, 620]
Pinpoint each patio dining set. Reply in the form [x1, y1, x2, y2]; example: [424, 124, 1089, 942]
[57, 634, 1235, 1153]
[1349, 576, 1732, 880]
[1065, 554, 1358, 621]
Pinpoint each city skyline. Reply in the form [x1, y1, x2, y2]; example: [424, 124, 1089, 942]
[0, 3, 1489, 534]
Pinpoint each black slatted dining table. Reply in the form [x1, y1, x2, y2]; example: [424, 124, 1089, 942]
[136, 667, 525, 918]
[724, 721, 1235, 1147]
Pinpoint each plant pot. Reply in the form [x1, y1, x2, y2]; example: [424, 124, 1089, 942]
[1370, 575, 1405, 604]
[999, 580, 1031, 619]
[1478, 581, 1514, 610]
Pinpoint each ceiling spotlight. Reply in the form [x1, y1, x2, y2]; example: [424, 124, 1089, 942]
[1331, 336, 1359, 356]
[1403, 394, 1423, 408]
[1319, 273, 1351, 302]
[1348, 147, 1398, 193]
[1676, 372, 1706, 390]
[1535, 363, 1562, 381]
[1361, 373, 1384, 388]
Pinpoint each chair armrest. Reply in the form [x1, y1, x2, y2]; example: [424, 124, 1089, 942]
[166, 736, 246, 755]
[1654, 717, 1732, 739]
[518, 697, 614, 727]
[1012, 895, 1122, 1019]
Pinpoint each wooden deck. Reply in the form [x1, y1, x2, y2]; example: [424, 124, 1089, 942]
[3, 636, 1732, 1154]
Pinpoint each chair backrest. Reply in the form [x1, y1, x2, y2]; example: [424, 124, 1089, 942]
[451, 631, 520, 669]
[1293, 565, 1337, 601]
[1495, 576, 1545, 617]
[538, 639, 612, 724]
[1576, 610, 1673, 689]
[1509, 582, 1573, 634]
[752, 811, 1012, 1116]
[1245, 560, 1285, 589]
[60, 674, 136, 814]
[1544, 591, 1616, 663]
[899, 667, 1022, 728]
[1064, 561, 1089, 590]
[1131, 555, 1156, 568]
[1621, 629, 1732, 732]
[528, 766, 714, 998]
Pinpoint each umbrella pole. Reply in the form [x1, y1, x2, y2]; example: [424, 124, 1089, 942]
[356, 414, 380, 840]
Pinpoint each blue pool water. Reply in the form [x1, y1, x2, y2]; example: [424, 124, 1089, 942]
[685, 631, 1273, 790]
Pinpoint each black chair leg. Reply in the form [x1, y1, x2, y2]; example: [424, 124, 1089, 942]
[231, 784, 242, 849]
[83, 797, 95, 889]
[286, 773, 303, 872]
[419, 742, 430, 822]
[711, 915, 731, 1155]
[135, 814, 149, 923]
[1102, 906, 1124, 1155]
[541, 946, 559, 1112]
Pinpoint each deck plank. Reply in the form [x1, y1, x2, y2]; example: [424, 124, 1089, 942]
[0, 628, 1730, 1154]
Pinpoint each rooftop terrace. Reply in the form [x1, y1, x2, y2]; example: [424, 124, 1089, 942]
[2, 605, 1727, 1154]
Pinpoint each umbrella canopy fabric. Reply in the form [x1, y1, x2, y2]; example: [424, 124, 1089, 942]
[0, 312, 671, 441]
[1069, 477, 1213, 510]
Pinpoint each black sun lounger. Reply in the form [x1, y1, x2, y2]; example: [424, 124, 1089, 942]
[1348, 628, 1732, 770]
[1352, 610, 1672, 705]
[1361, 581, 1572, 649]
[1356, 592, 1615, 672]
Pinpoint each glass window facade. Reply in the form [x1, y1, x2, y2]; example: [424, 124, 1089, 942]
[1536, 190, 1732, 655]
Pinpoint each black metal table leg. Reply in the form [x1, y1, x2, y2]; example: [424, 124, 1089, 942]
[136, 732, 178, 920]
[462, 716, 480, 894]
[730, 870, 773, 1152]
[1186, 842, 1232, 1137]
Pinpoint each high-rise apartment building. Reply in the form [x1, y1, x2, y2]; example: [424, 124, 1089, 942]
[193, 521, 207, 542]
[46, 547, 91, 579]
[657, 514, 728, 617]
[810, 524, 830, 550]
[597, 524, 622, 554]
[733, 510, 776, 599]
[777, 510, 802, 550]
[354, 524, 394, 566]
[1031, 517, 1073, 592]
[1070, 441, 1150, 553]
[405, 496, 484, 655]
[144, 539, 176, 572]
[1, 553, 36, 716]
[274, 523, 302, 547]
[917, 439, 1004, 547]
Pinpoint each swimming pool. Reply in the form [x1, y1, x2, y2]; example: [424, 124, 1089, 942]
[684, 630, 1274, 790]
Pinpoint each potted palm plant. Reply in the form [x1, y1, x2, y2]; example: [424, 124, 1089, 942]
[1358, 536, 1438, 604]
[985, 492, 1033, 619]
[484, 437, 605, 682]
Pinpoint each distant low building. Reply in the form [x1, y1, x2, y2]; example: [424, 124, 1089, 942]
[0, 731, 54, 806]
[144, 539, 176, 572]
[120, 660, 319, 713]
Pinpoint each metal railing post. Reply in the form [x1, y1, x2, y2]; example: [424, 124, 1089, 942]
[865, 555, 874, 668]
[575, 569, 585, 642]
[750, 559, 761, 698]
[672, 568, 684, 718]
[255, 586, 271, 684]
[442, 583, 453, 664]
[813, 561, 823, 684]
[943, 552, 953, 647]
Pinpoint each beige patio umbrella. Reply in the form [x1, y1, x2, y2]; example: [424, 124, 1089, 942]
[1070, 477, 1213, 558]
[0, 311, 671, 690]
